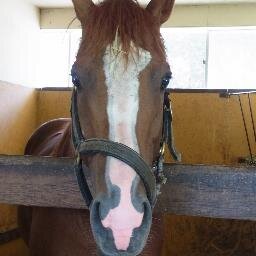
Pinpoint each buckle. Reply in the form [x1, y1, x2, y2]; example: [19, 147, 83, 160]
[159, 143, 166, 156]
[75, 150, 81, 166]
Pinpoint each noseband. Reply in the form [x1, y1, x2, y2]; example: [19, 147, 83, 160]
[71, 70, 181, 209]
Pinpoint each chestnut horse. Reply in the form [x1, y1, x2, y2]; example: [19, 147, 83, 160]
[18, 0, 176, 255]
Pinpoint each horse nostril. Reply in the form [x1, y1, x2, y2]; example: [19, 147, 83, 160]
[90, 198, 152, 255]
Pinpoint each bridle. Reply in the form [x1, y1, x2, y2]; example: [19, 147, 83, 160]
[70, 66, 181, 209]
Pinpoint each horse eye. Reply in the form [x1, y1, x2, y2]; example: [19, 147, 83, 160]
[72, 73, 81, 88]
[161, 72, 172, 90]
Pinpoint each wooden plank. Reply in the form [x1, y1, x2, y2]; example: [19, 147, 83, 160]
[0, 155, 256, 220]
[159, 164, 256, 220]
[0, 155, 86, 209]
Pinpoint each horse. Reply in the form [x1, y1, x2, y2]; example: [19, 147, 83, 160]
[18, 0, 176, 255]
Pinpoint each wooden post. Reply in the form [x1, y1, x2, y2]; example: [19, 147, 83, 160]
[0, 155, 256, 220]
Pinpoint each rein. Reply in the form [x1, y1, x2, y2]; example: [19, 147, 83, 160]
[71, 73, 180, 209]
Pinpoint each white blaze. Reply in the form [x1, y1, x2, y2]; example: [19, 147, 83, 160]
[102, 45, 151, 250]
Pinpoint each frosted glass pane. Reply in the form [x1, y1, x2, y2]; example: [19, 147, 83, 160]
[208, 29, 256, 89]
[68, 30, 82, 87]
[161, 28, 207, 89]
[35, 30, 70, 88]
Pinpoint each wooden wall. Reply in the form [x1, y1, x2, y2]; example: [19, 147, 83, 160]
[36, 90, 71, 126]
[37, 90, 256, 256]
[167, 92, 256, 256]
[0, 81, 37, 256]
[1, 87, 256, 255]
[37, 90, 256, 165]
[168, 92, 256, 165]
[41, 4, 256, 29]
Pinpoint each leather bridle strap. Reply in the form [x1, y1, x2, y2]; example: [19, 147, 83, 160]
[71, 87, 94, 206]
[74, 159, 93, 207]
[77, 139, 157, 207]
[71, 87, 85, 148]
[162, 92, 181, 162]
[70, 61, 182, 207]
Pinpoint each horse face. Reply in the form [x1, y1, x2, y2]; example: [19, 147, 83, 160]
[72, 0, 175, 255]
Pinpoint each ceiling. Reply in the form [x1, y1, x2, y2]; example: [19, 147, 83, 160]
[29, 0, 256, 8]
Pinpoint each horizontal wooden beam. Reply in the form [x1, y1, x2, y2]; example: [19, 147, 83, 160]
[160, 164, 256, 220]
[0, 155, 86, 209]
[40, 4, 256, 29]
[0, 155, 256, 220]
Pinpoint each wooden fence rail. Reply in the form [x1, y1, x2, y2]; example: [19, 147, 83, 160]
[0, 155, 256, 221]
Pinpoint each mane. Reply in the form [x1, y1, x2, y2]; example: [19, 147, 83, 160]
[81, 0, 166, 62]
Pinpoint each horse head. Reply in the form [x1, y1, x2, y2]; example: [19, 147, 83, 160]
[71, 0, 175, 255]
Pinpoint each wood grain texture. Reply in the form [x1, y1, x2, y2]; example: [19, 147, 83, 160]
[35, 90, 256, 256]
[159, 164, 256, 220]
[0, 82, 37, 155]
[36, 91, 71, 126]
[1, 155, 256, 221]
[36, 91, 256, 166]
[0, 155, 85, 209]
[0, 82, 37, 256]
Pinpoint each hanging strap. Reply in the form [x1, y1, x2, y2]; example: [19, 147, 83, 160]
[162, 92, 181, 162]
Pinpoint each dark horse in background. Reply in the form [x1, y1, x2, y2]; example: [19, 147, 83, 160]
[18, 0, 177, 255]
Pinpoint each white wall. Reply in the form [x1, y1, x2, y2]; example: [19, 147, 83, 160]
[0, 0, 40, 87]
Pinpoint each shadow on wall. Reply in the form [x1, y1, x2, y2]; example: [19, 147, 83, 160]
[0, 81, 37, 256]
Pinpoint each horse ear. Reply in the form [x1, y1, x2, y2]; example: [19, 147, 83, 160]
[72, 0, 94, 22]
[146, 0, 175, 25]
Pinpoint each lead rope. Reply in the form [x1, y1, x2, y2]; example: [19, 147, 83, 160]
[222, 91, 256, 165]
[248, 94, 256, 146]
[238, 95, 254, 163]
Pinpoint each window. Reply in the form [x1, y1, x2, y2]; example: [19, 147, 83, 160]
[36, 27, 256, 89]
[207, 28, 256, 89]
[161, 28, 207, 89]
[35, 29, 81, 88]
